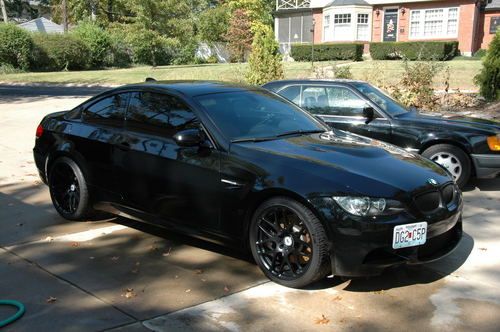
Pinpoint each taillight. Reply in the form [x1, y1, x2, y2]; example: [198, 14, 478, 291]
[36, 124, 44, 138]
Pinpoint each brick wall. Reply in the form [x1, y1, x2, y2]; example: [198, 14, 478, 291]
[479, 10, 500, 50]
[371, 0, 481, 55]
[313, 9, 323, 43]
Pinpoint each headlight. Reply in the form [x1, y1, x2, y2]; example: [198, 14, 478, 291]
[487, 135, 500, 151]
[332, 196, 404, 216]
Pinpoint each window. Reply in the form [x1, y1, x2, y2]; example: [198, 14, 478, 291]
[324, 15, 331, 40]
[409, 7, 459, 39]
[279, 85, 301, 104]
[300, 86, 368, 117]
[356, 13, 369, 41]
[333, 13, 352, 41]
[196, 91, 324, 141]
[126, 92, 197, 137]
[84, 93, 128, 127]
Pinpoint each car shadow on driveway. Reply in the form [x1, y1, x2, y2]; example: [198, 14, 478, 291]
[462, 177, 500, 192]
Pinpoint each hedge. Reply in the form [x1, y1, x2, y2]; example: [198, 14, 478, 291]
[291, 43, 364, 61]
[370, 41, 459, 60]
[31, 33, 91, 71]
[0, 24, 33, 70]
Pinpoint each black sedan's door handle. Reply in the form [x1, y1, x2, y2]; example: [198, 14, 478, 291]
[115, 142, 131, 151]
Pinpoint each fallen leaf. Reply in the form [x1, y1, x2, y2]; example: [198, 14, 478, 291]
[71, 242, 79, 247]
[174, 275, 179, 279]
[332, 295, 343, 301]
[223, 285, 230, 292]
[162, 247, 172, 256]
[111, 256, 120, 261]
[479, 248, 487, 251]
[89, 256, 95, 260]
[201, 278, 207, 282]
[46, 296, 57, 303]
[185, 289, 191, 293]
[131, 268, 139, 274]
[123, 288, 136, 299]
[45, 236, 54, 242]
[194, 269, 203, 275]
[8, 203, 14, 207]
[315, 314, 330, 325]
[135, 261, 140, 266]
[373, 290, 385, 295]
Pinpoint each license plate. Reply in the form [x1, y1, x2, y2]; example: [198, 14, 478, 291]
[392, 222, 427, 249]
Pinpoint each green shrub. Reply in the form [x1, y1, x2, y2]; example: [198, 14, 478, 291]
[105, 25, 132, 68]
[246, 23, 283, 85]
[31, 33, 91, 71]
[0, 63, 23, 74]
[369, 41, 458, 60]
[0, 24, 33, 70]
[72, 21, 111, 68]
[206, 55, 218, 64]
[333, 65, 353, 79]
[291, 43, 363, 62]
[473, 49, 487, 58]
[126, 28, 179, 66]
[172, 39, 199, 65]
[475, 31, 500, 101]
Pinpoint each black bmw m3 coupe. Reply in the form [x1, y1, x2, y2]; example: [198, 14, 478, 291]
[34, 81, 462, 287]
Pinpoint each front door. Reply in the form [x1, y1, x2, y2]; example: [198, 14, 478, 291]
[115, 90, 221, 231]
[299, 85, 393, 142]
[383, 8, 398, 42]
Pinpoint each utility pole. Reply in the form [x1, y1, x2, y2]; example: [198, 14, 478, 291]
[62, 0, 68, 32]
[0, 0, 8, 23]
[311, 18, 316, 69]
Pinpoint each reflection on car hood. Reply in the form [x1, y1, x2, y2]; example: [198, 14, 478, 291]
[399, 111, 500, 134]
[236, 130, 451, 195]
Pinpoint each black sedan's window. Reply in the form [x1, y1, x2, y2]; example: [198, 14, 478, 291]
[83, 93, 129, 127]
[126, 92, 197, 137]
[196, 90, 325, 141]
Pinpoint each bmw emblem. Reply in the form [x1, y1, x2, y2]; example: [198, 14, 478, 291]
[427, 178, 438, 186]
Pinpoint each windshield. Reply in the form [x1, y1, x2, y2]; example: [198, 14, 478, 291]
[196, 90, 326, 142]
[351, 82, 409, 117]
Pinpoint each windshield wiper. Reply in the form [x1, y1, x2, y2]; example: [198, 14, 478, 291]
[231, 136, 277, 143]
[276, 129, 326, 138]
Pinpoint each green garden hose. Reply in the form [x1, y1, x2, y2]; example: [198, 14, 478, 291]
[0, 300, 25, 328]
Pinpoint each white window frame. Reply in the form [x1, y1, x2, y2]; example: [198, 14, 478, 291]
[356, 13, 370, 41]
[409, 7, 460, 40]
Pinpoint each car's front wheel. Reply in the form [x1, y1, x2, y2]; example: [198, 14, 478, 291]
[249, 197, 330, 288]
[48, 157, 93, 221]
[422, 144, 471, 188]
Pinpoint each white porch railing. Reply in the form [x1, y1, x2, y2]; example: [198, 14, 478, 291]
[276, 0, 311, 10]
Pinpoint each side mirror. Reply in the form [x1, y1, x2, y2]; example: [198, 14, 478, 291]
[173, 129, 202, 147]
[363, 106, 375, 124]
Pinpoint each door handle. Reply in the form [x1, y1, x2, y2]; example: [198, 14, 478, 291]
[116, 142, 131, 151]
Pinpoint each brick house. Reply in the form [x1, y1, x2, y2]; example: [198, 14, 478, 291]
[274, 0, 500, 55]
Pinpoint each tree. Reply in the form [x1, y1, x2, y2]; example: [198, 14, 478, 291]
[226, 0, 272, 26]
[246, 23, 283, 85]
[475, 31, 500, 101]
[224, 9, 253, 62]
[73, 20, 111, 67]
[198, 5, 229, 44]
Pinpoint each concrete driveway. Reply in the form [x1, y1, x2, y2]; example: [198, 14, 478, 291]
[0, 85, 499, 331]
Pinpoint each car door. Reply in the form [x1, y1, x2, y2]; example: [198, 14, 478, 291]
[279, 84, 393, 142]
[115, 90, 221, 231]
[71, 92, 130, 201]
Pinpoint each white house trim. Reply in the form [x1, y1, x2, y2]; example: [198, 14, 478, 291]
[322, 5, 372, 42]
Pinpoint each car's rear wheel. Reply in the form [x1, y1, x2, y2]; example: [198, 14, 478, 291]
[422, 144, 471, 188]
[48, 157, 93, 221]
[249, 197, 330, 288]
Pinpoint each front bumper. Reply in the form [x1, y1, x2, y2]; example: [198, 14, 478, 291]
[471, 154, 500, 179]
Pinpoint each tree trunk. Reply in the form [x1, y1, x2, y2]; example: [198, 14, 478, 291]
[0, 0, 8, 23]
[62, 0, 68, 32]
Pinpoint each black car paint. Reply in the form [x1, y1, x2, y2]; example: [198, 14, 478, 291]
[34, 81, 462, 277]
[263, 80, 500, 179]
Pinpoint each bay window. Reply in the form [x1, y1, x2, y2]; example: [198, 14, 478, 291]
[409, 7, 459, 39]
[333, 13, 352, 41]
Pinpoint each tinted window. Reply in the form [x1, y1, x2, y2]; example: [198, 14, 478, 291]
[84, 93, 128, 126]
[351, 82, 409, 116]
[279, 85, 301, 104]
[126, 92, 197, 136]
[196, 90, 325, 141]
[301, 86, 368, 117]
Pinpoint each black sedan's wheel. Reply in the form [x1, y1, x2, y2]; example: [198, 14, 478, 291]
[48, 157, 93, 220]
[422, 144, 471, 188]
[249, 197, 330, 288]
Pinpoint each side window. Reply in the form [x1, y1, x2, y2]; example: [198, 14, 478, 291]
[278, 85, 301, 104]
[83, 93, 128, 127]
[126, 91, 197, 137]
[301, 86, 368, 117]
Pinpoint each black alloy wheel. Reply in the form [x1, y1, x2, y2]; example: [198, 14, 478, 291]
[250, 197, 330, 288]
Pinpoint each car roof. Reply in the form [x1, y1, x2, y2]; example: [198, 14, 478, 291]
[262, 79, 368, 90]
[113, 80, 260, 97]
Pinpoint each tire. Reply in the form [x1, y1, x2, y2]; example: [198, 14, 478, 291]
[422, 144, 471, 188]
[249, 197, 331, 288]
[48, 157, 94, 221]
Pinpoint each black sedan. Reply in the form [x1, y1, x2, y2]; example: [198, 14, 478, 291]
[34, 81, 462, 288]
[263, 80, 500, 188]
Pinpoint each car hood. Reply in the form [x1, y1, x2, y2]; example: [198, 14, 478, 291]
[232, 131, 451, 196]
[398, 111, 500, 134]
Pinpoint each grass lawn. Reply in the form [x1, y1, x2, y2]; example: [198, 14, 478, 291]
[0, 59, 482, 90]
